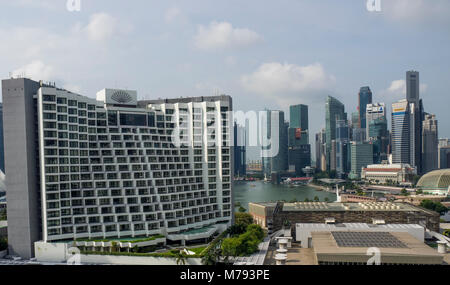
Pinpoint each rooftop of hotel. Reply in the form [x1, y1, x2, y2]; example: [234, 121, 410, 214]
[282, 202, 422, 212]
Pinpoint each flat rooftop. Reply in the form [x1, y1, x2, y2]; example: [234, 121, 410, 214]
[282, 202, 422, 212]
[312, 231, 444, 265]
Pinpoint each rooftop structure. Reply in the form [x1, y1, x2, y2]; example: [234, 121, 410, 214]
[312, 231, 443, 265]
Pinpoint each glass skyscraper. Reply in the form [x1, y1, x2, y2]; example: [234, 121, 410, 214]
[288, 104, 310, 175]
[358, 86, 373, 130]
[325, 96, 346, 171]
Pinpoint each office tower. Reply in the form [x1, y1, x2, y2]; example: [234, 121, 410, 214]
[2, 78, 233, 259]
[406, 71, 424, 174]
[366, 103, 386, 138]
[406, 71, 420, 105]
[391, 99, 415, 166]
[325, 96, 346, 171]
[261, 110, 288, 177]
[315, 129, 326, 171]
[352, 127, 366, 143]
[358, 86, 373, 130]
[422, 114, 438, 173]
[368, 117, 389, 164]
[366, 103, 388, 164]
[335, 120, 351, 178]
[438, 138, 450, 169]
[0, 103, 4, 173]
[315, 133, 321, 170]
[351, 112, 359, 129]
[234, 122, 246, 177]
[288, 104, 310, 175]
[439, 147, 450, 169]
[349, 142, 373, 179]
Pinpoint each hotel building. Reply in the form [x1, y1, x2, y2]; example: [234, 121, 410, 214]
[2, 78, 233, 259]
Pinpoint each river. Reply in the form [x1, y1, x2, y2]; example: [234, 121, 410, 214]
[233, 181, 337, 210]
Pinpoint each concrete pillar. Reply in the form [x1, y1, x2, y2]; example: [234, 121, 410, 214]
[437, 241, 447, 254]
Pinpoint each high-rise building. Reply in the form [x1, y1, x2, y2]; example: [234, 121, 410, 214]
[406, 71, 420, 105]
[438, 138, 450, 169]
[2, 78, 233, 259]
[261, 110, 288, 177]
[422, 114, 438, 173]
[391, 99, 415, 167]
[439, 147, 450, 169]
[358, 86, 373, 130]
[325, 96, 346, 171]
[406, 71, 424, 174]
[349, 142, 373, 179]
[366, 103, 386, 137]
[0, 103, 4, 173]
[234, 122, 246, 177]
[288, 104, 310, 175]
[335, 120, 351, 178]
[366, 103, 388, 164]
[315, 129, 326, 171]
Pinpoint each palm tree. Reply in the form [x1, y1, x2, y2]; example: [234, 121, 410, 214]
[176, 251, 187, 265]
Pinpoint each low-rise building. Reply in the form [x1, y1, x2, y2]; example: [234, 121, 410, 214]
[361, 163, 415, 184]
[262, 201, 440, 232]
[339, 194, 377, 203]
[248, 202, 276, 229]
[311, 231, 443, 265]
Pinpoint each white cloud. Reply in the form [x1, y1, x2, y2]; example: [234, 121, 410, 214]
[165, 6, 181, 23]
[385, 79, 427, 97]
[85, 13, 119, 42]
[83, 13, 133, 42]
[194, 21, 262, 51]
[12, 60, 55, 81]
[241, 62, 335, 106]
[383, 0, 450, 23]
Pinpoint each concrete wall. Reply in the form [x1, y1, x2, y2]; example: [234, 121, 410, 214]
[2, 78, 41, 259]
[34, 241, 202, 265]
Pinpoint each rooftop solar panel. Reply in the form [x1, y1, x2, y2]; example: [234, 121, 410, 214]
[331, 232, 408, 248]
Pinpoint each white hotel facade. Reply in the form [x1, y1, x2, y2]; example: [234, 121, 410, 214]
[2, 78, 233, 258]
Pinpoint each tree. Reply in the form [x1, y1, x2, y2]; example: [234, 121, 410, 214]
[314, 196, 320, 202]
[0, 210, 6, 221]
[400, 188, 409, 196]
[324, 197, 329, 202]
[0, 238, 7, 251]
[175, 251, 187, 265]
[234, 212, 253, 227]
[416, 189, 423, 195]
[420, 200, 449, 215]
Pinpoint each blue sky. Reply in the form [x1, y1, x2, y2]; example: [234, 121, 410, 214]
[1, 0, 450, 160]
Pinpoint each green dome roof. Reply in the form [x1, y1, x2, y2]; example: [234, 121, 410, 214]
[417, 169, 450, 190]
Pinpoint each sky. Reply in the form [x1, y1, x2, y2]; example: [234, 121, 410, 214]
[0, 0, 449, 161]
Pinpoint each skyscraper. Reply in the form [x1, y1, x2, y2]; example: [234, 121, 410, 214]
[335, 120, 351, 178]
[358, 86, 373, 130]
[288, 104, 310, 175]
[234, 122, 247, 177]
[438, 138, 450, 169]
[367, 103, 388, 164]
[0, 103, 4, 173]
[325, 96, 346, 171]
[422, 114, 438, 173]
[349, 142, 373, 179]
[315, 129, 326, 171]
[2, 78, 233, 259]
[261, 110, 288, 177]
[406, 71, 424, 174]
[391, 99, 415, 166]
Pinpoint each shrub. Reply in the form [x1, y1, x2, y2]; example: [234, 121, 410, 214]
[0, 238, 7, 251]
